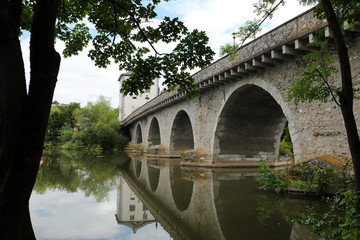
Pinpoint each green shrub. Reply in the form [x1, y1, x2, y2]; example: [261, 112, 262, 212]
[289, 164, 336, 192]
[279, 139, 293, 155]
[290, 179, 317, 191]
[279, 125, 293, 156]
[257, 160, 288, 193]
[53, 96, 129, 152]
[292, 160, 358, 239]
[294, 189, 360, 240]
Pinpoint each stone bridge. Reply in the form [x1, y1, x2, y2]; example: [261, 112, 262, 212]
[121, 9, 360, 166]
[119, 156, 318, 239]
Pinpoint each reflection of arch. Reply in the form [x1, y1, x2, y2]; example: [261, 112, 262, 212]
[213, 84, 287, 160]
[148, 117, 161, 146]
[135, 124, 143, 144]
[170, 110, 194, 151]
[147, 165, 160, 192]
[169, 163, 193, 211]
[135, 160, 142, 178]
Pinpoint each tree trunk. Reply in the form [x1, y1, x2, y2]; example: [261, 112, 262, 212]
[320, 0, 360, 194]
[0, 0, 61, 239]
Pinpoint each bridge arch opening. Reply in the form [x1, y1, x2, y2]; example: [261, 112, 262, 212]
[169, 162, 193, 212]
[170, 110, 194, 152]
[148, 117, 161, 146]
[135, 124, 143, 144]
[213, 85, 287, 161]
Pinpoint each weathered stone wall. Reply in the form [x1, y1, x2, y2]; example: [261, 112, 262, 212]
[123, 9, 326, 126]
[124, 9, 360, 164]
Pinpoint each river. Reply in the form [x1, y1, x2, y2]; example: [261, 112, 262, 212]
[30, 152, 322, 240]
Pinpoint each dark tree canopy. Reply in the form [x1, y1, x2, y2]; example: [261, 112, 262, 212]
[21, 0, 215, 96]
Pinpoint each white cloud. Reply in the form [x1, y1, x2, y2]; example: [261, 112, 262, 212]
[55, 42, 121, 108]
[20, 38, 121, 108]
[158, 0, 312, 58]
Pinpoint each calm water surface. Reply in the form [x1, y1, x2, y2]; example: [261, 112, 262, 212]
[30, 152, 322, 240]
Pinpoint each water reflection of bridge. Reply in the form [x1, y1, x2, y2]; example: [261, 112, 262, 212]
[118, 156, 319, 240]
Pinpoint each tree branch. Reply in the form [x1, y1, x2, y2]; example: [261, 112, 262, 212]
[9, 0, 23, 35]
[321, 0, 353, 102]
[0, 0, 27, 187]
[108, 0, 165, 56]
[315, 68, 341, 106]
[29, 0, 61, 152]
[321, 0, 360, 194]
[239, 0, 285, 47]
[110, 0, 118, 46]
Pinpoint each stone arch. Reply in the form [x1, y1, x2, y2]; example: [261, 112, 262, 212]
[135, 124, 143, 144]
[148, 117, 161, 146]
[212, 82, 294, 161]
[170, 110, 195, 152]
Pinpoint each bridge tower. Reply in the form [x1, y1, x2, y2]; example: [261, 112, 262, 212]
[118, 72, 160, 121]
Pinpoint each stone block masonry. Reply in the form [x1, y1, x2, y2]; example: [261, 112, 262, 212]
[122, 9, 360, 167]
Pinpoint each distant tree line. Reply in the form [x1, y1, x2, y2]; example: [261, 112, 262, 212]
[46, 96, 129, 152]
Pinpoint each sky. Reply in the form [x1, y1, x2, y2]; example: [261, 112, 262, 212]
[20, 0, 313, 108]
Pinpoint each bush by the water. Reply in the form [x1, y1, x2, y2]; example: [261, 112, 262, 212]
[257, 159, 352, 195]
[46, 96, 128, 152]
[293, 188, 360, 240]
[47, 102, 80, 139]
[257, 160, 288, 193]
